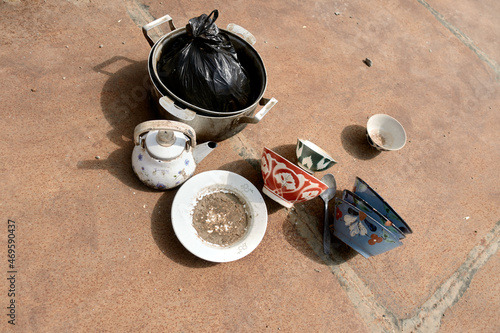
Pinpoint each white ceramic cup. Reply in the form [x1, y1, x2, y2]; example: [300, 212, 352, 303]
[366, 114, 407, 151]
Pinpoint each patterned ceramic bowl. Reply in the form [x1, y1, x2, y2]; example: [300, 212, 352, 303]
[261, 147, 328, 208]
[296, 138, 337, 173]
[342, 190, 406, 240]
[333, 198, 403, 258]
[353, 177, 412, 234]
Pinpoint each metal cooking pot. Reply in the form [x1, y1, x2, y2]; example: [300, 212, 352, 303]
[143, 14, 277, 141]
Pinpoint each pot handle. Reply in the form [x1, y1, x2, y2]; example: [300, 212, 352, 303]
[226, 23, 257, 46]
[239, 97, 278, 124]
[159, 96, 197, 121]
[142, 14, 177, 47]
[134, 120, 197, 147]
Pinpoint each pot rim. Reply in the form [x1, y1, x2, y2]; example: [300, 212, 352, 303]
[148, 27, 268, 117]
[150, 79, 264, 121]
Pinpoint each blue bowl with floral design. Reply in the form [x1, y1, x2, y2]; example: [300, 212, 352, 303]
[353, 177, 412, 234]
[342, 190, 406, 240]
[333, 198, 402, 258]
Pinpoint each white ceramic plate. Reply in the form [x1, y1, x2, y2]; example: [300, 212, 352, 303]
[171, 170, 268, 262]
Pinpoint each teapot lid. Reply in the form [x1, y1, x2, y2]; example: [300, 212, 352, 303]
[145, 130, 188, 160]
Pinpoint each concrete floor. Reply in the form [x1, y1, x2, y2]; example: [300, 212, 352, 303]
[1, 0, 499, 332]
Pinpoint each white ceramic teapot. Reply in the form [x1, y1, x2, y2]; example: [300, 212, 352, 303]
[132, 120, 217, 190]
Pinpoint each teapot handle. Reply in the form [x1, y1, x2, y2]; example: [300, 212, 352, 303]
[134, 120, 196, 147]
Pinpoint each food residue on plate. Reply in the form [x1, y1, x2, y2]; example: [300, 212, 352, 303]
[192, 190, 249, 247]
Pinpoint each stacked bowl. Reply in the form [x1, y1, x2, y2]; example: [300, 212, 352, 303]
[333, 177, 412, 258]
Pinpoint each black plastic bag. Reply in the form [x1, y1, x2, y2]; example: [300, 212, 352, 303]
[157, 10, 252, 112]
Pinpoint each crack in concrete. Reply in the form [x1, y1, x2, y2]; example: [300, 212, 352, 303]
[234, 135, 261, 170]
[123, 0, 168, 45]
[124, 0, 154, 26]
[399, 220, 499, 332]
[416, 0, 500, 80]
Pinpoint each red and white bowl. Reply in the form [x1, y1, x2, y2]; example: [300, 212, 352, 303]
[261, 147, 328, 208]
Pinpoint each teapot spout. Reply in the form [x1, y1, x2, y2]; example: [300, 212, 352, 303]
[194, 141, 218, 164]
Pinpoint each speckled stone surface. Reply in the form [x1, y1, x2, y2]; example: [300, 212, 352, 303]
[0, 0, 498, 332]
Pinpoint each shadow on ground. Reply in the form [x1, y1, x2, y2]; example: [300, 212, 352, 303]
[77, 56, 157, 191]
[341, 125, 381, 160]
[282, 198, 359, 265]
[151, 189, 218, 268]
